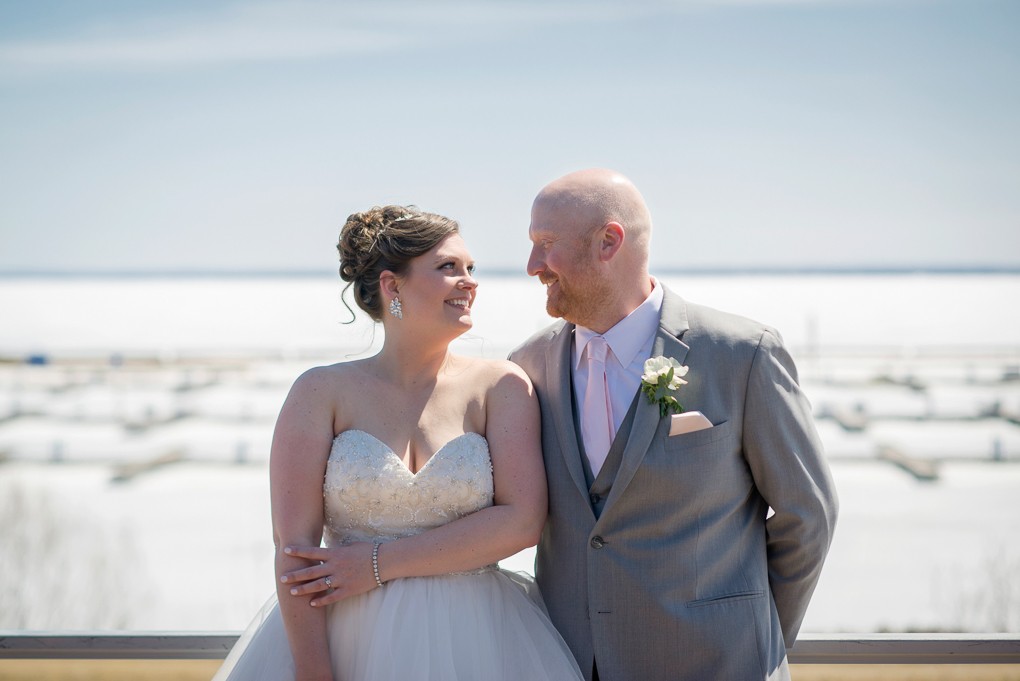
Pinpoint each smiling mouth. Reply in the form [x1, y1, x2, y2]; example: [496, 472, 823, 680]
[445, 298, 471, 310]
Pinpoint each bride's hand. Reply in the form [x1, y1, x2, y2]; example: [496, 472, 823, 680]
[280, 542, 377, 606]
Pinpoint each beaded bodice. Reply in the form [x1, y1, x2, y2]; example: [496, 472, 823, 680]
[323, 430, 493, 546]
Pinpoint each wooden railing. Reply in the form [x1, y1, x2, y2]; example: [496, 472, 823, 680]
[1, 632, 1019, 664]
[790, 634, 1020, 664]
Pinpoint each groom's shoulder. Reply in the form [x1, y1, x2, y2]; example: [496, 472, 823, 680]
[509, 320, 567, 362]
[681, 297, 782, 348]
[512, 319, 568, 351]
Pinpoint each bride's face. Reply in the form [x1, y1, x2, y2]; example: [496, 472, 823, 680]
[396, 233, 477, 335]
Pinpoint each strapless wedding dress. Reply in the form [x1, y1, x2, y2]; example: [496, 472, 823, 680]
[213, 430, 583, 680]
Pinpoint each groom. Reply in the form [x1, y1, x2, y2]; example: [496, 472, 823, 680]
[509, 169, 838, 681]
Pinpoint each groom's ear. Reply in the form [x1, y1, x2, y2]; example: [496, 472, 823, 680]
[597, 222, 625, 262]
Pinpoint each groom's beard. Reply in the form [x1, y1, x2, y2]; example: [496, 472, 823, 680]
[543, 262, 614, 330]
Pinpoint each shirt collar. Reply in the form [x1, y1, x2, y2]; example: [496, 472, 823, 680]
[575, 278, 663, 368]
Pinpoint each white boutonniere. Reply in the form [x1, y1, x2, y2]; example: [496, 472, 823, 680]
[641, 356, 689, 417]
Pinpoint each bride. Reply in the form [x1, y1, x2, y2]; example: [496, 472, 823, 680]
[214, 206, 583, 680]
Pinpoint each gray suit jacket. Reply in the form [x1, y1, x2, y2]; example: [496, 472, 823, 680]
[510, 287, 838, 681]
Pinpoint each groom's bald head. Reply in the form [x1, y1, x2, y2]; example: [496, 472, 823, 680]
[533, 168, 652, 255]
[528, 168, 654, 332]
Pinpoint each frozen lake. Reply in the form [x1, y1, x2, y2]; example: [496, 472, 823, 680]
[1, 273, 1018, 632]
[2, 458, 1017, 633]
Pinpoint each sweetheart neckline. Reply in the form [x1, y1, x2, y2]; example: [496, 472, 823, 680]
[334, 429, 487, 477]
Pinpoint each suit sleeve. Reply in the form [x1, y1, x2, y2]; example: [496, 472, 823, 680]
[742, 329, 838, 646]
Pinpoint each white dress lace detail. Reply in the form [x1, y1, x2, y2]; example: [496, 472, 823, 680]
[323, 430, 493, 545]
[213, 429, 583, 681]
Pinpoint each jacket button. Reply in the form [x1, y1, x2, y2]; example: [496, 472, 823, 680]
[589, 493, 601, 505]
[590, 536, 605, 549]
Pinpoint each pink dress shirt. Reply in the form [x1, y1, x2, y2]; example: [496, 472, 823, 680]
[573, 280, 664, 471]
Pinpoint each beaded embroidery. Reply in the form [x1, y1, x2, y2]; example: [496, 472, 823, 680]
[323, 430, 493, 549]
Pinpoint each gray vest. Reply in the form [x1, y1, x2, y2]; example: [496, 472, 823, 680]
[573, 389, 641, 519]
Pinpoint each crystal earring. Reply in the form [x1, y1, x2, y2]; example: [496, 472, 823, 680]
[388, 296, 403, 319]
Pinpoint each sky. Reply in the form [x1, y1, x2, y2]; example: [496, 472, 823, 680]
[1, 0, 1018, 274]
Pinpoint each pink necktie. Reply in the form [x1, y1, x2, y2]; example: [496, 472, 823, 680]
[581, 335, 615, 476]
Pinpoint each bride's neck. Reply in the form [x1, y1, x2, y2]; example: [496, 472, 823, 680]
[374, 337, 453, 387]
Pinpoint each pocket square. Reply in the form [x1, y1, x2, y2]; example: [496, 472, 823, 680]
[669, 411, 713, 436]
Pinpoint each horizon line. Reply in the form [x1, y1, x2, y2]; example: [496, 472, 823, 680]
[3, 264, 1020, 279]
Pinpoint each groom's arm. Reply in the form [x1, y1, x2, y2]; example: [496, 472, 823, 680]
[742, 329, 839, 646]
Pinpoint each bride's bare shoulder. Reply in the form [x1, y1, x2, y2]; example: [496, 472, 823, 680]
[287, 359, 375, 397]
[454, 356, 533, 394]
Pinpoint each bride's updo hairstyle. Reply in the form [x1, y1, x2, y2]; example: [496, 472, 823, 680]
[338, 205, 460, 321]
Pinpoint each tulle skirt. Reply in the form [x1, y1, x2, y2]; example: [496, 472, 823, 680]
[213, 568, 583, 681]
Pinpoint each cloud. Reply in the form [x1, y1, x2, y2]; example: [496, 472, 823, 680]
[0, 5, 403, 72]
[0, 1, 646, 74]
[0, 0, 927, 74]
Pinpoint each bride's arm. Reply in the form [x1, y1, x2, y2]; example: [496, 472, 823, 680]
[284, 361, 547, 604]
[270, 369, 337, 680]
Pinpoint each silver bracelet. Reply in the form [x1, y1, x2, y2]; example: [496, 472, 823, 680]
[372, 542, 384, 588]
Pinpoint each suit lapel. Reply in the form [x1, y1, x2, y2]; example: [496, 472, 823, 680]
[544, 322, 592, 506]
[599, 288, 690, 521]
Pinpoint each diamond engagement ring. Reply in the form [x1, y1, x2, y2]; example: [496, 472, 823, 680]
[324, 576, 333, 589]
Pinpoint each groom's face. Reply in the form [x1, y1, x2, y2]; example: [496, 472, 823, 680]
[527, 202, 604, 326]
